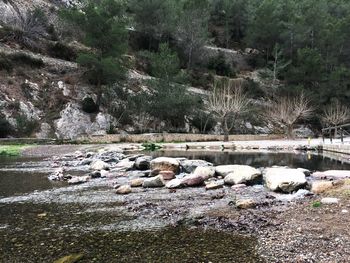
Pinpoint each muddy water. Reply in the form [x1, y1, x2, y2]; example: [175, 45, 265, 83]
[0, 151, 349, 263]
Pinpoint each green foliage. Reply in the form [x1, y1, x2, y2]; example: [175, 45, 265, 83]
[61, 0, 128, 104]
[208, 52, 235, 77]
[128, 0, 179, 43]
[176, 0, 209, 68]
[142, 142, 162, 151]
[148, 43, 184, 82]
[146, 80, 198, 127]
[312, 201, 322, 208]
[140, 43, 199, 127]
[0, 145, 27, 156]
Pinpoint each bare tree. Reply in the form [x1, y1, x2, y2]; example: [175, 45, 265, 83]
[265, 93, 313, 138]
[322, 100, 350, 137]
[208, 78, 250, 141]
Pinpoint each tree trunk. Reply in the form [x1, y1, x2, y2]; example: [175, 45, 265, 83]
[96, 78, 102, 106]
[223, 117, 229, 142]
[286, 125, 293, 139]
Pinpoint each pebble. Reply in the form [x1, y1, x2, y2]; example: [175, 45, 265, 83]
[321, 197, 339, 204]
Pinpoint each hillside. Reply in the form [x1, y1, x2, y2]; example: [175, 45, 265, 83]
[1, 0, 349, 140]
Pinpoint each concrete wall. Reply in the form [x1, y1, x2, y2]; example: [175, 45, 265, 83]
[323, 144, 350, 155]
[77, 133, 282, 143]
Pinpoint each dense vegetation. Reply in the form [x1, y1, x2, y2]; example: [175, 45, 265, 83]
[1, 0, 350, 137]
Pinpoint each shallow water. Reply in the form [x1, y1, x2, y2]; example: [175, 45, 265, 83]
[0, 151, 349, 262]
[0, 203, 263, 263]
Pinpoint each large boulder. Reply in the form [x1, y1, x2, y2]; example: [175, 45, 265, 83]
[215, 165, 254, 177]
[150, 157, 180, 173]
[181, 174, 206, 187]
[193, 166, 216, 180]
[264, 168, 307, 193]
[142, 175, 165, 188]
[223, 165, 262, 185]
[135, 156, 152, 170]
[180, 159, 213, 173]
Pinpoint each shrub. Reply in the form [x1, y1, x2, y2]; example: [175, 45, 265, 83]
[0, 115, 12, 138]
[48, 42, 77, 61]
[81, 97, 99, 113]
[0, 57, 13, 72]
[3, 8, 49, 50]
[190, 112, 216, 133]
[208, 52, 235, 77]
[15, 114, 39, 137]
[9, 53, 44, 68]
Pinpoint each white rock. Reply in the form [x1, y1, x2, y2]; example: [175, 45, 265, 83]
[223, 165, 262, 185]
[264, 168, 307, 193]
[193, 166, 216, 180]
[90, 160, 110, 171]
[68, 175, 90, 184]
[115, 158, 135, 170]
[165, 178, 184, 189]
[54, 103, 111, 140]
[321, 197, 339, 204]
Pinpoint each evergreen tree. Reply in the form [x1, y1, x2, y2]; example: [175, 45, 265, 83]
[61, 0, 128, 105]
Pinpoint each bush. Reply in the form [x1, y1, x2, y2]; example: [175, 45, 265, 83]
[0, 115, 12, 138]
[9, 53, 44, 68]
[3, 8, 49, 50]
[190, 112, 216, 133]
[48, 42, 77, 61]
[15, 114, 39, 137]
[208, 52, 235, 77]
[81, 97, 99, 113]
[0, 57, 13, 72]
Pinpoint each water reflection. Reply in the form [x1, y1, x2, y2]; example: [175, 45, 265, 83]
[150, 151, 350, 171]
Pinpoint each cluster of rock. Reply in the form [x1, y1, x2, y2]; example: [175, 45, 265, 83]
[47, 150, 350, 204]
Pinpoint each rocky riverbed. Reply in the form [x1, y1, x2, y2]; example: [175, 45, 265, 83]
[1, 145, 350, 262]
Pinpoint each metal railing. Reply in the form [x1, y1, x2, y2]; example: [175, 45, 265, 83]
[322, 123, 350, 144]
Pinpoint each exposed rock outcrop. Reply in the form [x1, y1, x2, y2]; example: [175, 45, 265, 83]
[54, 103, 111, 140]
